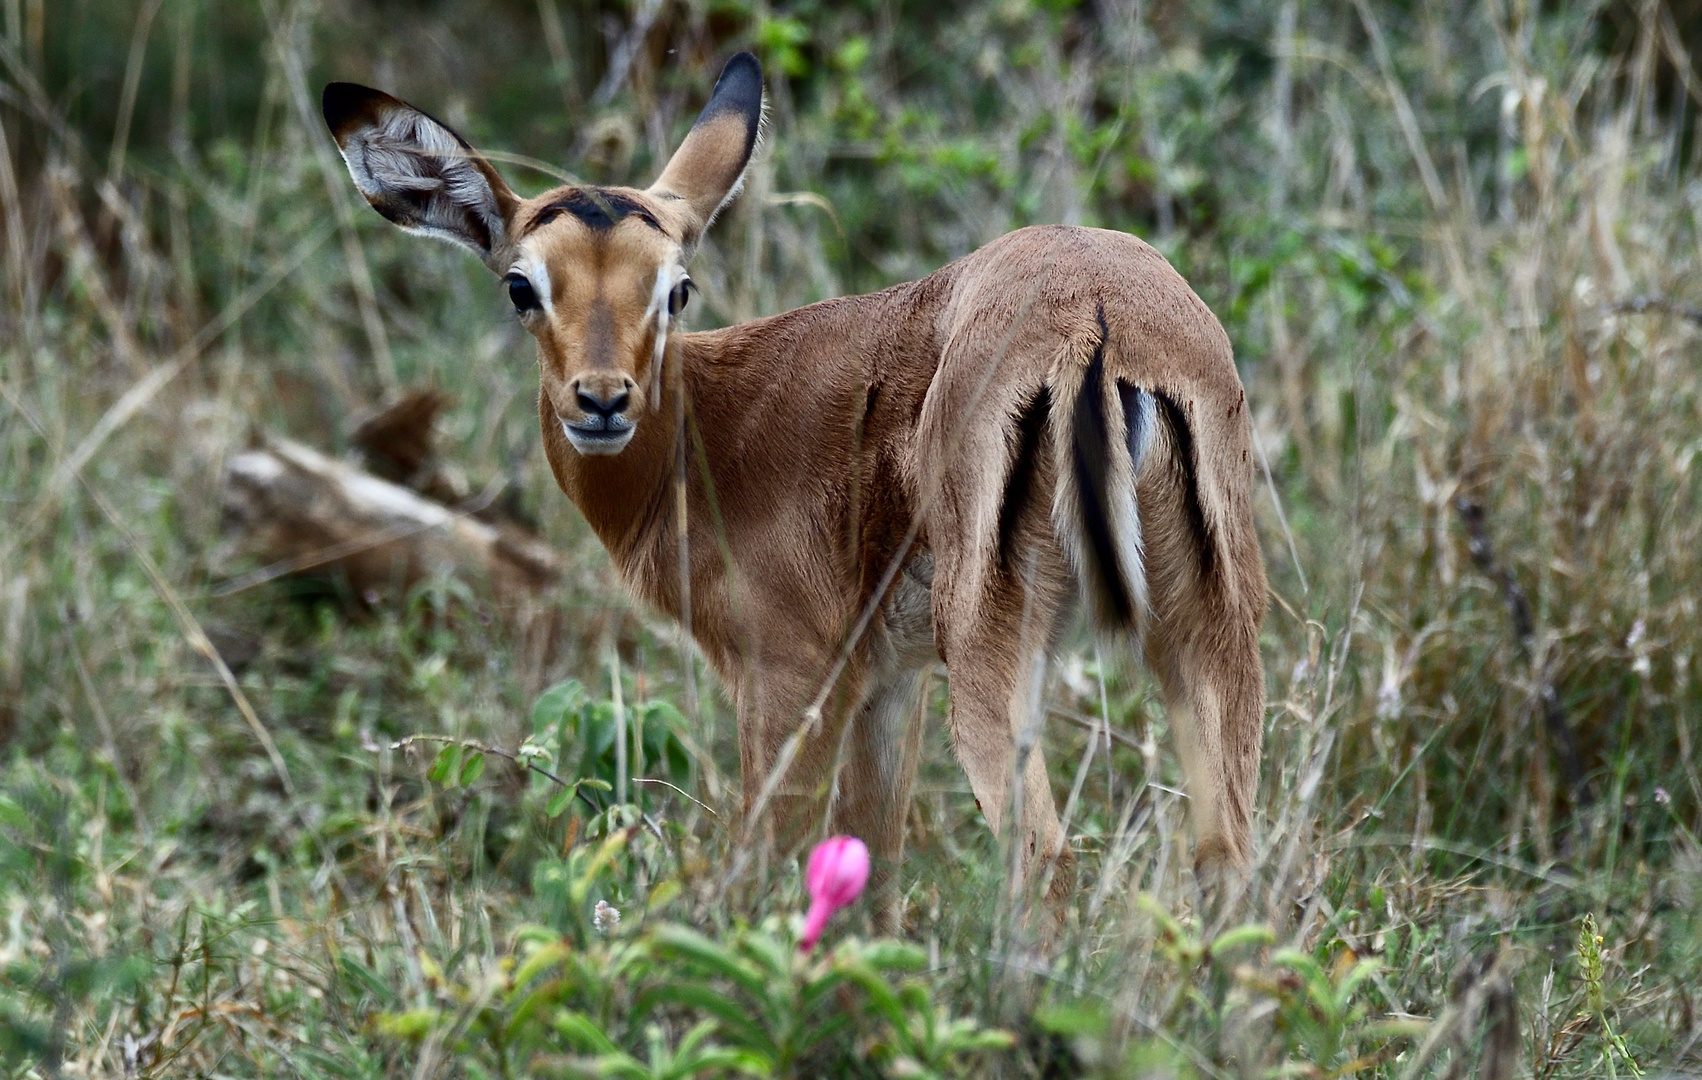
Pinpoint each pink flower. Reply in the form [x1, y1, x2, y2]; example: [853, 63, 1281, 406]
[799, 835, 869, 952]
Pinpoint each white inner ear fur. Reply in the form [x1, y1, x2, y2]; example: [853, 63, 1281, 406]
[645, 261, 688, 403]
[341, 107, 506, 258]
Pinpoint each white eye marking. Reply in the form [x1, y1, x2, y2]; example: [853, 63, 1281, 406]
[511, 244, 554, 316]
[645, 262, 687, 402]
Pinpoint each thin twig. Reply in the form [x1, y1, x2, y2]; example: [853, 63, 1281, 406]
[386, 733, 583, 796]
[630, 778, 718, 818]
[591, 0, 665, 107]
[1251, 420, 1309, 595]
[1046, 705, 1145, 753]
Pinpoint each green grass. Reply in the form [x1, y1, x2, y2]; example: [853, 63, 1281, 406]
[2, 0, 1700, 1076]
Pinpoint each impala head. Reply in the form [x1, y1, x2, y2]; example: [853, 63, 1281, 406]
[322, 54, 763, 457]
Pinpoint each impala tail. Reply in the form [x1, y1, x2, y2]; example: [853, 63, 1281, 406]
[1054, 337, 1145, 633]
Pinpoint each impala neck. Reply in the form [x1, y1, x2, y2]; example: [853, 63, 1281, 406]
[545, 337, 688, 576]
[541, 275, 951, 622]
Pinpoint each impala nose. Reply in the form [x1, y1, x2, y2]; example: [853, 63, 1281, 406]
[576, 386, 629, 418]
[561, 376, 638, 455]
[569, 375, 636, 424]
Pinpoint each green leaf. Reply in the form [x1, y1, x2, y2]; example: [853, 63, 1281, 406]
[570, 830, 633, 910]
[427, 744, 460, 785]
[650, 925, 769, 997]
[1208, 923, 1276, 959]
[1271, 948, 1326, 984]
[546, 786, 577, 819]
[634, 983, 774, 1058]
[646, 878, 682, 914]
[532, 679, 585, 733]
[552, 1008, 619, 1055]
[505, 976, 572, 1041]
[857, 940, 928, 972]
[511, 939, 575, 993]
[1336, 957, 1384, 1003]
[375, 1008, 443, 1039]
[952, 1026, 1017, 1052]
[458, 750, 486, 785]
[338, 954, 399, 1005]
[797, 967, 851, 1014]
[835, 957, 903, 1018]
[0, 794, 29, 831]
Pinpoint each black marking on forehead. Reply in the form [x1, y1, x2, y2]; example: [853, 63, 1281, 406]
[528, 188, 664, 235]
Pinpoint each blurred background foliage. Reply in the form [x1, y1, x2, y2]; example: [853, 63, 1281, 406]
[2, 0, 1702, 1075]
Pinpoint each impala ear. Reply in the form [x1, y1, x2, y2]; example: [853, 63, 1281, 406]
[322, 82, 521, 273]
[649, 53, 764, 246]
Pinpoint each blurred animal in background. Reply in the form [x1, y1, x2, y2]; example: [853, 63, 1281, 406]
[322, 52, 1267, 927]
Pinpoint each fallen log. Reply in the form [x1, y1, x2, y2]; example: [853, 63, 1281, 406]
[219, 434, 563, 603]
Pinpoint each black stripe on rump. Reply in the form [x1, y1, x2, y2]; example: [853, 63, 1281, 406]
[1152, 389, 1214, 577]
[1071, 311, 1137, 626]
[997, 384, 1051, 572]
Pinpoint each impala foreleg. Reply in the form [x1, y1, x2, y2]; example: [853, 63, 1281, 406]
[830, 672, 927, 934]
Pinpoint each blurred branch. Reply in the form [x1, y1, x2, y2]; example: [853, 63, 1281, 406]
[1398, 948, 1519, 1080]
[592, 0, 665, 108]
[1351, 0, 1446, 213]
[535, 0, 578, 112]
[1047, 705, 1145, 754]
[1612, 294, 1702, 327]
[261, 0, 397, 390]
[105, 0, 165, 189]
[210, 474, 506, 598]
[1453, 493, 1594, 812]
[219, 433, 564, 600]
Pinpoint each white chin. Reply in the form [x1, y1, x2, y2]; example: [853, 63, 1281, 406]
[563, 419, 634, 456]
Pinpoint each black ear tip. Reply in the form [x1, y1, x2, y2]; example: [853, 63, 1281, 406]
[708, 52, 763, 116]
[721, 51, 761, 80]
[321, 81, 386, 134]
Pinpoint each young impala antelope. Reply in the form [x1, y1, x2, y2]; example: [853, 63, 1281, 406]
[323, 53, 1266, 924]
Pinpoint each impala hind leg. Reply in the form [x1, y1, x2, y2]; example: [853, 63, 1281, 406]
[1138, 446, 1264, 888]
[930, 565, 1075, 918]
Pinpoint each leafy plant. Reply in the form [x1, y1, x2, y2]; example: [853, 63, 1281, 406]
[531, 680, 693, 814]
[376, 828, 1010, 1078]
[1577, 913, 1642, 1079]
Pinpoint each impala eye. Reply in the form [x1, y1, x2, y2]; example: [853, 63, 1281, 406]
[505, 272, 540, 314]
[668, 278, 692, 316]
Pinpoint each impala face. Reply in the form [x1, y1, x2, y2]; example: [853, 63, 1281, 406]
[321, 53, 762, 459]
[508, 187, 694, 456]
